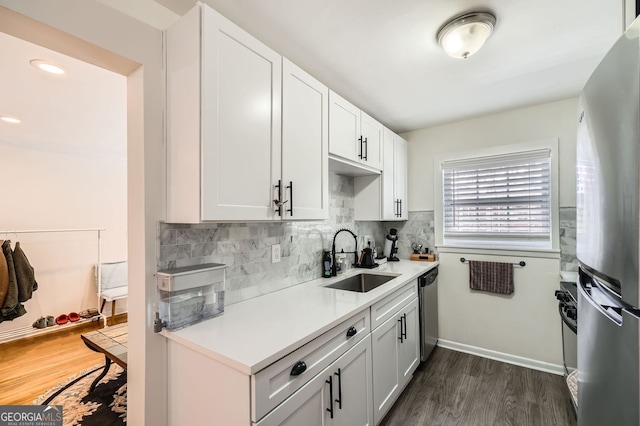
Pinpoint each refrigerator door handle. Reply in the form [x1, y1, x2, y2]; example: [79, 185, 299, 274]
[580, 274, 623, 325]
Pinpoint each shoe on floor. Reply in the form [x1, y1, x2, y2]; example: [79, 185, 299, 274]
[32, 317, 46, 329]
[55, 314, 68, 325]
[79, 308, 99, 318]
[68, 312, 80, 322]
[46, 315, 55, 327]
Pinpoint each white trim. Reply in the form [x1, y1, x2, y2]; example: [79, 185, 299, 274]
[438, 339, 564, 376]
[437, 339, 564, 375]
[437, 245, 560, 259]
[434, 138, 560, 251]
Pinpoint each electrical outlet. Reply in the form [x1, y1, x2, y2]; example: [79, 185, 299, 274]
[272, 244, 281, 263]
[364, 235, 373, 247]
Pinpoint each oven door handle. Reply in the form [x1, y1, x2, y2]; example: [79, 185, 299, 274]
[558, 303, 577, 334]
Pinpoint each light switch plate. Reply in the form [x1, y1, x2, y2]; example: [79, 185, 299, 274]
[272, 244, 281, 263]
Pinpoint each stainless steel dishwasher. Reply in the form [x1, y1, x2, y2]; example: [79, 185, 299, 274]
[418, 266, 438, 362]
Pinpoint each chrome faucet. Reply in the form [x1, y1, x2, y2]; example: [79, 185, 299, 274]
[331, 228, 358, 276]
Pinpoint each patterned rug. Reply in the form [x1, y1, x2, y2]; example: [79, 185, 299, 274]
[33, 363, 127, 425]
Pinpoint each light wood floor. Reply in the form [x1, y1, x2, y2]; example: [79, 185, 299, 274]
[0, 315, 127, 405]
[381, 347, 577, 426]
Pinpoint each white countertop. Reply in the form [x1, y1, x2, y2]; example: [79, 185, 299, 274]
[161, 259, 437, 375]
[560, 270, 578, 283]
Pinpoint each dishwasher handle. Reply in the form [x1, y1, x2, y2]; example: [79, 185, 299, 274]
[419, 267, 438, 287]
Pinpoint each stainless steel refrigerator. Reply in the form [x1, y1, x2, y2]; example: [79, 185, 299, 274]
[577, 17, 640, 426]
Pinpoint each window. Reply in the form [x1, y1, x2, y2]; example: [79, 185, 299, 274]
[436, 143, 558, 251]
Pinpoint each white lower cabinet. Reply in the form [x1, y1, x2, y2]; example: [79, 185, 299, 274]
[371, 292, 420, 425]
[166, 282, 422, 426]
[397, 298, 420, 390]
[258, 334, 373, 426]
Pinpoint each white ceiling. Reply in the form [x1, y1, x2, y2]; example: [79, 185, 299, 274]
[154, 0, 626, 132]
[0, 0, 628, 145]
[0, 32, 126, 156]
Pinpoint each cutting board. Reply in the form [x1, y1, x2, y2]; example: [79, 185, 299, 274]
[410, 253, 435, 262]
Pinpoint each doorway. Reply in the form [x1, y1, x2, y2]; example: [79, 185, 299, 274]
[0, 2, 167, 424]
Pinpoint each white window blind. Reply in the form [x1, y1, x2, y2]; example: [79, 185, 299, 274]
[442, 149, 551, 244]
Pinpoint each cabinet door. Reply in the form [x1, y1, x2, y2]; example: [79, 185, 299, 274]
[333, 335, 373, 426]
[256, 363, 332, 426]
[329, 91, 361, 162]
[371, 314, 400, 425]
[398, 297, 420, 390]
[201, 6, 282, 220]
[381, 128, 397, 220]
[282, 58, 328, 220]
[360, 112, 383, 170]
[394, 137, 408, 220]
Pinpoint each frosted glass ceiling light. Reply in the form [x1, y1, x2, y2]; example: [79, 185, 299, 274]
[437, 12, 496, 59]
[30, 59, 66, 75]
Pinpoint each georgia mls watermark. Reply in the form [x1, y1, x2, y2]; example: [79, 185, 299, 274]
[0, 406, 62, 426]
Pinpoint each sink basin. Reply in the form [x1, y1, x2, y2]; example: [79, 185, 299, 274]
[325, 273, 398, 293]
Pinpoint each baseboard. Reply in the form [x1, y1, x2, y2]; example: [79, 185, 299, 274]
[0, 312, 128, 345]
[437, 339, 564, 375]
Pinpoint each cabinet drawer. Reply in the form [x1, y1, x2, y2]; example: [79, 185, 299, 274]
[251, 309, 370, 421]
[370, 280, 417, 330]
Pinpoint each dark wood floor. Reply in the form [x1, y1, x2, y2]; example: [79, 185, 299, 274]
[381, 348, 576, 426]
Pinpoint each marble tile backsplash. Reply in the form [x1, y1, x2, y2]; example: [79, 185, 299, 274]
[382, 211, 436, 259]
[158, 172, 576, 304]
[559, 206, 577, 272]
[158, 172, 386, 305]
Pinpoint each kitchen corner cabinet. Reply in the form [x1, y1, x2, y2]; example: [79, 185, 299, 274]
[371, 287, 419, 425]
[382, 129, 408, 220]
[354, 128, 408, 221]
[329, 91, 383, 171]
[165, 4, 328, 222]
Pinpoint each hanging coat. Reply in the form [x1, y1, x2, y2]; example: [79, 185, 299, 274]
[13, 241, 38, 302]
[0, 240, 26, 322]
[0, 240, 9, 307]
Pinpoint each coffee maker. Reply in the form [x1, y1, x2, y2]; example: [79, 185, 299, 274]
[383, 228, 400, 261]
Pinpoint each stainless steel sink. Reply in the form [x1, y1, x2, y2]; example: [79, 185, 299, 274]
[325, 273, 398, 293]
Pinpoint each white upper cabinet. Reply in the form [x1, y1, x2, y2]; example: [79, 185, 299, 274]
[381, 129, 408, 220]
[166, 4, 327, 222]
[354, 128, 408, 221]
[282, 58, 329, 220]
[329, 91, 383, 172]
[329, 91, 361, 163]
[360, 111, 384, 170]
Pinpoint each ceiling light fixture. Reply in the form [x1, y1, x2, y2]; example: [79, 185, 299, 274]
[0, 116, 21, 124]
[30, 59, 66, 75]
[437, 12, 496, 59]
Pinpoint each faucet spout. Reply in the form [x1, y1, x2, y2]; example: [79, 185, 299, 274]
[331, 228, 358, 276]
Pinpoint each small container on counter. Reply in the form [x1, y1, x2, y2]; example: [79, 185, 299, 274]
[156, 263, 226, 331]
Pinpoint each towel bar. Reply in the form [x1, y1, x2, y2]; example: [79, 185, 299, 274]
[460, 257, 526, 267]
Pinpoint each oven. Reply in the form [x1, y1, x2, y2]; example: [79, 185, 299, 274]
[555, 281, 578, 412]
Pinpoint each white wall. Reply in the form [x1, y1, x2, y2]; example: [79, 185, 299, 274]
[437, 252, 563, 371]
[0, 2, 168, 424]
[0, 142, 127, 329]
[401, 98, 578, 370]
[0, 52, 127, 328]
[403, 97, 579, 211]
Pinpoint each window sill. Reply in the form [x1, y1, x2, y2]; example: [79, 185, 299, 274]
[436, 245, 560, 259]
